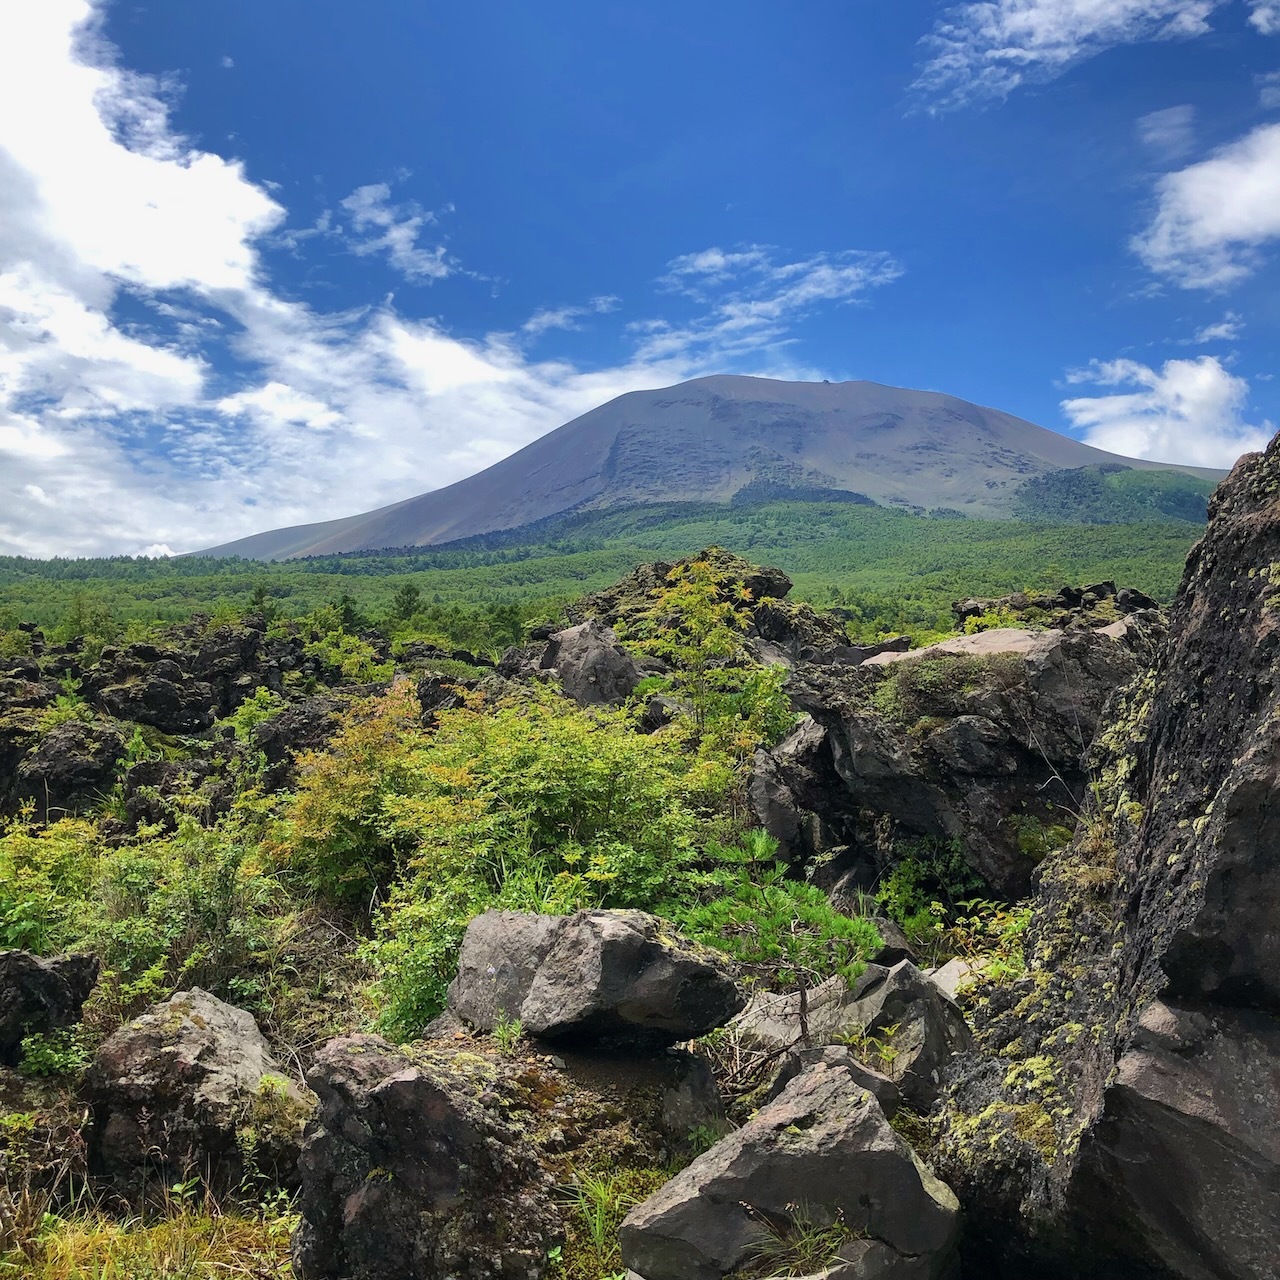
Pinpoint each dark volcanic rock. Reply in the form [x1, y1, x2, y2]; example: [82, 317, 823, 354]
[540, 619, 644, 707]
[85, 989, 312, 1188]
[0, 950, 99, 1064]
[449, 909, 744, 1050]
[16, 720, 126, 817]
[933, 436, 1280, 1278]
[771, 624, 1148, 896]
[619, 1061, 960, 1280]
[293, 1032, 726, 1280]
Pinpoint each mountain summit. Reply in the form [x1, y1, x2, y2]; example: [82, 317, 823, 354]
[200, 375, 1222, 559]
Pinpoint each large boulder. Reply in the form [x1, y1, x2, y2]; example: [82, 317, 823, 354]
[449, 909, 744, 1050]
[293, 1033, 726, 1280]
[540, 620, 644, 706]
[619, 1061, 960, 1280]
[85, 989, 312, 1187]
[0, 950, 98, 1064]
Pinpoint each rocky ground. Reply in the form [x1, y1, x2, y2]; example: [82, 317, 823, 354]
[1, 451, 1277, 1278]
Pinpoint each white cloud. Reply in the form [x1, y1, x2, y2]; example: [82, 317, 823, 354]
[0, 3, 903, 558]
[338, 183, 453, 282]
[1061, 355, 1270, 466]
[1250, 1, 1280, 33]
[914, 0, 1223, 109]
[640, 245, 903, 362]
[522, 295, 619, 338]
[1188, 312, 1244, 342]
[1134, 123, 1280, 288]
[1137, 104, 1197, 159]
[1260, 70, 1280, 107]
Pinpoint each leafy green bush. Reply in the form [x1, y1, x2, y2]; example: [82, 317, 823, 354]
[0, 816, 99, 951]
[304, 630, 393, 683]
[225, 687, 286, 742]
[676, 844, 880, 988]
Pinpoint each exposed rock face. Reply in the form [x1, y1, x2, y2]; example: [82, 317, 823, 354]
[769, 623, 1151, 895]
[449, 909, 744, 1050]
[15, 720, 125, 817]
[619, 1061, 960, 1280]
[540, 620, 644, 706]
[935, 436, 1280, 1277]
[0, 950, 99, 1064]
[85, 989, 311, 1187]
[293, 1033, 726, 1280]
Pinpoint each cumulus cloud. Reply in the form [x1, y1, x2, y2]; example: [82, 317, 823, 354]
[1061, 355, 1270, 467]
[914, 0, 1223, 109]
[1133, 123, 1280, 288]
[0, 3, 902, 558]
[1250, 1, 1280, 33]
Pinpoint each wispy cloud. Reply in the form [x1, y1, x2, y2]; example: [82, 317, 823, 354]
[0, 4, 902, 558]
[338, 182, 455, 282]
[1187, 312, 1244, 342]
[1062, 354, 1269, 466]
[1133, 123, 1280, 288]
[914, 0, 1223, 110]
[521, 295, 619, 338]
[1260, 70, 1280, 108]
[1137, 104, 1197, 159]
[639, 245, 903, 362]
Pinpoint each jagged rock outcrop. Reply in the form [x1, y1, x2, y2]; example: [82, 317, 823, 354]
[15, 719, 126, 817]
[85, 988, 312, 1188]
[293, 1032, 725, 1280]
[934, 436, 1280, 1278]
[449, 909, 744, 1049]
[763, 622, 1154, 895]
[619, 1061, 960, 1280]
[0, 950, 98, 1064]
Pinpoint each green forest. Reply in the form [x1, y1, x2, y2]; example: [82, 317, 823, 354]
[0, 500, 1203, 652]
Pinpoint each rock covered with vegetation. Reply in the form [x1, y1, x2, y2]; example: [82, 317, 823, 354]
[932, 436, 1280, 1277]
[0, 950, 98, 1065]
[84, 988, 313, 1191]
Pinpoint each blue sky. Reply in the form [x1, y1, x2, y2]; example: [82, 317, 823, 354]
[1, 0, 1278, 556]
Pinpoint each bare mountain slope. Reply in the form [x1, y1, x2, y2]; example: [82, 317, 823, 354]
[200, 375, 1223, 559]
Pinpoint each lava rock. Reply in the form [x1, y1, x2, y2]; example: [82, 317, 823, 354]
[540, 620, 644, 707]
[0, 950, 99, 1064]
[85, 989, 312, 1188]
[449, 909, 744, 1050]
[619, 1061, 959, 1280]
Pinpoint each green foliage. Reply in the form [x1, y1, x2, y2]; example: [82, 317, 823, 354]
[492, 1013, 524, 1057]
[1011, 464, 1214, 525]
[622, 554, 795, 757]
[303, 628, 393, 683]
[963, 607, 1021, 634]
[224, 687, 286, 743]
[0, 816, 99, 951]
[676, 840, 880, 988]
[875, 840, 986, 950]
[738, 1206, 857, 1279]
[36, 679, 94, 734]
[0, 501, 1200, 651]
[18, 1029, 90, 1078]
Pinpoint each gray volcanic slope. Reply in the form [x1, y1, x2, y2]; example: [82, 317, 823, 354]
[200, 375, 1224, 559]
